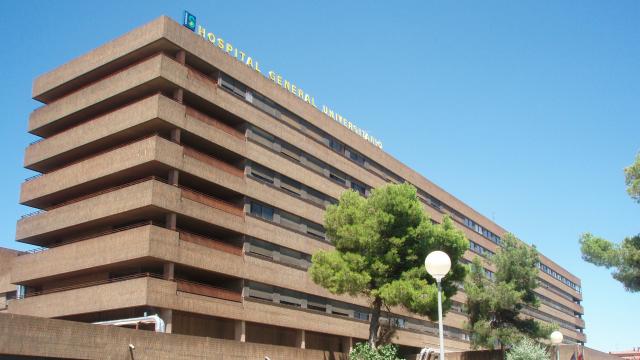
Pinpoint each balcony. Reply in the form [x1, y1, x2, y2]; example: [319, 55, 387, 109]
[9, 273, 160, 318]
[180, 187, 243, 217]
[185, 107, 244, 141]
[183, 146, 244, 178]
[176, 279, 242, 303]
[16, 177, 246, 246]
[178, 230, 242, 256]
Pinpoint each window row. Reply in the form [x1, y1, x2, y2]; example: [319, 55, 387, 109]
[522, 307, 581, 332]
[469, 241, 495, 258]
[461, 258, 495, 281]
[249, 201, 326, 240]
[538, 278, 580, 303]
[221, 71, 512, 260]
[537, 263, 581, 293]
[221, 73, 383, 176]
[247, 162, 338, 208]
[220, 70, 581, 296]
[537, 293, 580, 317]
[247, 126, 369, 196]
[245, 237, 312, 270]
[464, 217, 502, 245]
[245, 281, 470, 342]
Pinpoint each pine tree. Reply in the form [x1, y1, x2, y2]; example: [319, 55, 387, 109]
[464, 234, 555, 350]
[580, 152, 640, 292]
[309, 183, 468, 347]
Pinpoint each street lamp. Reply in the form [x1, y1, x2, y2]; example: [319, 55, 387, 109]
[550, 330, 563, 360]
[425, 251, 451, 360]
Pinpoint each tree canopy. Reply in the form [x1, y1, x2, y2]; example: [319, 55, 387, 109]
[505, 338, 551, 360]
[625, 152, 640, 202]
[580, 151, 640, 292]
[464, 234, 554, 350]
[309, 183, 468, 347]
[580, 233, 640, 292]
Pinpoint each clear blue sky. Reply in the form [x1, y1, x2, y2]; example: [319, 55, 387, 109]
[0, 0, 637, 352]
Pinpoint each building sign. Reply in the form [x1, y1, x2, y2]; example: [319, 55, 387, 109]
[182, 11, 383, 149]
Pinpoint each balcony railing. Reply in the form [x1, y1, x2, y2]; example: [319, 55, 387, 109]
[45, 176, 164, 211]
[31, 133, 161, 180]
[20, 272, 163, 299]
[17, 221, 157, 256]
[176, 278, 242, 303]
[183, 146, 244, 178]
[185, 107, 245, 140]
[177, 229, 242, 256]
[180, 187, 244, 217]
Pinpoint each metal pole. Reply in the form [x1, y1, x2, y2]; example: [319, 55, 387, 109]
[437, 280, 445, 360]
[556, 345, 559, 360]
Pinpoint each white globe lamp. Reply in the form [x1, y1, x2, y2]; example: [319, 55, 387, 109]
[550, 330, 563, 345]
[424, 250, 451, 360]
[425, 250, 451, 281]
[550, 330, 563, 360]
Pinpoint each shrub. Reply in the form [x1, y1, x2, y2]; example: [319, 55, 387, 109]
[349, 342, 404, 360]
[506, 337, 550, 360]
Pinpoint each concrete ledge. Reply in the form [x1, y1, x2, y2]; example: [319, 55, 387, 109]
[0, 312, 346, 359]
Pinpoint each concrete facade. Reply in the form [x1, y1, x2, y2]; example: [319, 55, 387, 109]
[6, 15, 585, 356]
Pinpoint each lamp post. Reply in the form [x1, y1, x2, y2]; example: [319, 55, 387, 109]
[550, 330, 563, 360]
[425, 251, 451, 360]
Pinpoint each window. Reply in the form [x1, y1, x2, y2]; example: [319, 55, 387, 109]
[392, 318, 407, 328]
[281, 176, 302, 196]
[280, 143, 300, 162]
[329, 171, 347, 185]
[305, 155, 325, 174]
[306, 221, 326, 239]
[329, 138, 344, 154]
[220, 73, 247, 97]
[348, 149, 366, 166]
[354, 311, 370, 321]
[250, 164, 275, 184]
[305, 187, 326, 206]
[351, 181, 366, 196]
[249, 127, 275, 149]
[279, 211, 301, 231]
[251, 91, 280, 119]
[250, 202, 274, 221]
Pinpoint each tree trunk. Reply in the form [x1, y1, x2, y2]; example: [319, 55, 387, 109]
[368, 297, 383, 348]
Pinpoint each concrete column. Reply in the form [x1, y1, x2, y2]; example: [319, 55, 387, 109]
[163, 262, 175, 281]
[168, 169, 180, 186]
[295, 329, 306, 349]
[160, 308, 173, 334]
[343, 336, 353, 354]
[165, 213, 177, 230]
[173, 88, 184, 103]
[175, 50, 186, 64]
[170, 128, 181, 144]
[234, 320, 246, 342]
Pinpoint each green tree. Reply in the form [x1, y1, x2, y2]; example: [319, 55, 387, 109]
[625, 152, 640, 202]
[580, 152, 640, 291]
[349, 342, 404, 360]
[580, 233, 640, 292]
[309, 183, 468, 348]
[464, 234, 554, 350]
[505, 337, 551, 360]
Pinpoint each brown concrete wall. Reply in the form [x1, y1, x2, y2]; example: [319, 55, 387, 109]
[0, 312, 347, 359]
[0, 248, 19, 294]
[557, 345, 620, 360]
[25, 43, 581, 313]
[28, 16, 582, 293]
